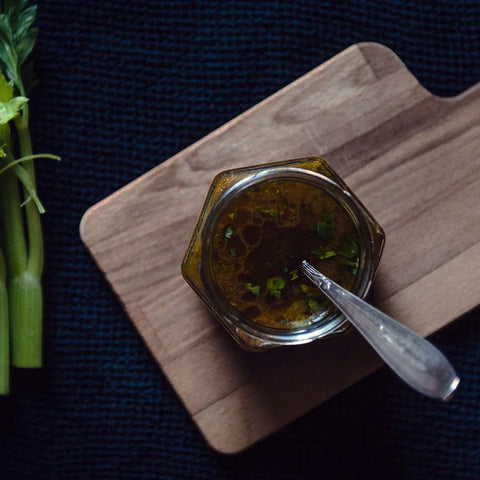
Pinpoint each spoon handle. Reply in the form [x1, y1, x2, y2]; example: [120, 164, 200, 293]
[300, 261, 460, 401]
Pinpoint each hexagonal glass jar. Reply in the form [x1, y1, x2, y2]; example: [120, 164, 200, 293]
[182, 157, 385, 351]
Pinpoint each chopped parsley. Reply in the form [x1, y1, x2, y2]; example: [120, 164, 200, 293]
[300, 284, 324, 312]
[338, 233, 358, 259]
[224, 225, 233, 241]
[245, 283, 260, 296]
[311, 249, 337, 260]
[312, 212, 335, 239]
[266, 277, 286, 299]
[306, 298, 323, 312]
[260, 208, 279, 222]
[300, 284, 318, 297]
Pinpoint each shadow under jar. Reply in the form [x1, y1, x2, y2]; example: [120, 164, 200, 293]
[182, 157, 385, 351]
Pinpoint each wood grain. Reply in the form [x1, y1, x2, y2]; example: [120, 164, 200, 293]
[80, 42, 480, 454]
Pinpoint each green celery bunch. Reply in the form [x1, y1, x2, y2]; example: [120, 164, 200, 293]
[0, 0, 58, 390]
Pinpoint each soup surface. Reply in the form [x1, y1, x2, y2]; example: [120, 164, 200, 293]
[211, 179, 360, 329]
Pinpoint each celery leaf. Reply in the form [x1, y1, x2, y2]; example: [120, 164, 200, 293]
[0, 95, 27, 123]
[0, 1, 37, 88]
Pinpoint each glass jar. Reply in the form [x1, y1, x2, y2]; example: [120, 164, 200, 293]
[182, 157, 385, 351]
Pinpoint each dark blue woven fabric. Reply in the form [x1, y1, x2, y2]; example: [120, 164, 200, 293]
[0, 1, 478, 478]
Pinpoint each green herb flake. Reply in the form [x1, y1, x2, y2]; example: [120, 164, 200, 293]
[306, 298, 323, 312]
[300, 284, 318, 297]
[351, 267, 358, 275]
[312, 212, 335, 238]
[224, 225, 233, 240]
[338, 233, 358, 259]
[311, 249, 337, 260]
[314, 223, 332, 238]
[300, 283, 325, 313]
[259, 208, 279, 222]
[230, 248, 237, 257]
[280, 318, 289, 325]
[245, 283, 260, 296]
[281, 265, 289, 273]
[289, 269, 299, 281]
[300, 283, 310, 294]
[266, 276, 286, 299]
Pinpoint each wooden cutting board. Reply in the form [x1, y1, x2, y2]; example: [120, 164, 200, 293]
[80, 42, 480, 454]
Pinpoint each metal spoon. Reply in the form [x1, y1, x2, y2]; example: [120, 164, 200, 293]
[299, 260, 460, 401]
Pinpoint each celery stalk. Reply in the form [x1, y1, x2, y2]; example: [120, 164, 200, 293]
[10, 105, 43, 367]
[0, 159, 42, 367]
[0, 168, 28, 275]
[9, 273, 42, 367]
[0, 248, 9, 394]
[16, 113, 43, 277]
